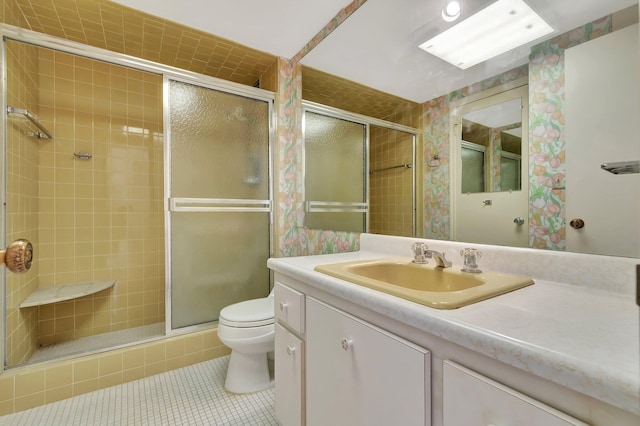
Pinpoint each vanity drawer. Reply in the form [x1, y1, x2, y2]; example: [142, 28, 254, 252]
[443, 361, 588, 426]
[275, 282, 305, 334]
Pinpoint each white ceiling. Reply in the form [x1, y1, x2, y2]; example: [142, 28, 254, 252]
[112, 0, 637, 103]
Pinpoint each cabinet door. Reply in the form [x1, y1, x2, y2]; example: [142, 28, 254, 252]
[306, 298, 430, 426]
[275, 282, 305, 334]
[443, 361, 589, 426]
[275, 323, 305, 426]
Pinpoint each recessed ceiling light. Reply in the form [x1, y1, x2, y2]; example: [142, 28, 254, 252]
[420, 0, 554, 70]
[441, 1, 462, 22]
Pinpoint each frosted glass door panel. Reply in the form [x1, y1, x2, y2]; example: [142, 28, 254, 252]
[170, 81, 269, 200]
[171, 212, 269, 329]
[461, 145, 485, 193]
[304, 111, 366, 232]
[169, 80, 271, 329]
[500, 156, 520, 192]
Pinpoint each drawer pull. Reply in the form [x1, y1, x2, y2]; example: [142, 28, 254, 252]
[341, 337, 353, 351]
[279, 302, 288, 311]
[286, 345, 296, 356]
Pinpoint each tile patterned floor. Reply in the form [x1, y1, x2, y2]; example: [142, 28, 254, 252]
[0, 356, 278, 425]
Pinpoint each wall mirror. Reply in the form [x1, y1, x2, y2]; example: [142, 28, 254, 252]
[460, 97, 523, 194]
[301, 3, 639, 258]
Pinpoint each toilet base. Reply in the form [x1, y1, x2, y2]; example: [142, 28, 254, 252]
[225, 350, 274, 394]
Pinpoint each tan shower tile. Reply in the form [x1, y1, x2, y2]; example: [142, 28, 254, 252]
[122, 347, 145, 370]
[15, 370, 45, 398]
[144, 342, 166, 364]
[14, 392, 45, 412]
[45, 365, 73, 390]
[45, 384, 73, 404]
[99, 372, 123, 388]
[144, 361, 165, 377]
[128, 306, 144, 324]
[0, 375, 14, 402]
[54, 272, 75, 286]
[99, 353, 123, 376]
[38, 319, 55, 337]
[55, 301, 75, 318]
[73, 357, 99, 382]
[165, 339, 185, 360]
[72, 377, 99, 396]
[56, 256, 75, 274]
[74, 261, 95, 276]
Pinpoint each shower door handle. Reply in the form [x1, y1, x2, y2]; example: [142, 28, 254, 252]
[0, 239, 33, 273]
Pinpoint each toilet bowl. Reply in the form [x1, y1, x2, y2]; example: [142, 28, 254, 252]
[218, 292, 275, 394]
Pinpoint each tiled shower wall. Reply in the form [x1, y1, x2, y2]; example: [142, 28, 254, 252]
[5, 41, 41, 366]
[34, 48, 165, 347]
[5, 42, 165, 366]
[369, 126, 414, 237]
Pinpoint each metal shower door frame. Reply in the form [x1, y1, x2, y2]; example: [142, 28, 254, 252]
[163, 75, 275, 335]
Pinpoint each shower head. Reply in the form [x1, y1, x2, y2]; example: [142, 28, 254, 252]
[226, 106, 248, 122]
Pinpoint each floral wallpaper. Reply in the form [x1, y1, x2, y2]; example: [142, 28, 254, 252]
[275, 0, 365, 258]
[423, 15, 612, 250]
[528, 16, 611, 250]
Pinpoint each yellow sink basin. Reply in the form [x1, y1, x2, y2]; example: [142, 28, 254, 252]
[314, 257, 534, 309]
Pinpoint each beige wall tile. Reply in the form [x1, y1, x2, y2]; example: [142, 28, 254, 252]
[45, 385, 73, 404]
[0, 376, 15, 402]
[73, 358, 99, 382]
[45, 364, 73, 390]
[15, 370, 45, 398]
[14, 393, 45, 412]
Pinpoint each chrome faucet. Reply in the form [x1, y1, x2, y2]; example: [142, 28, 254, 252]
[411, 242, 452, 268]
[425, 249, 452, 268]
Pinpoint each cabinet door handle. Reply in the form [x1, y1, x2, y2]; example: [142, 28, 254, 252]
[341, 338, 353, 351]
[286, 345, 296, 356]
[279, 302, 288, 311]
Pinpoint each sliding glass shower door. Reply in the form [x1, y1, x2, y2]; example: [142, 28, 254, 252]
[167, 79, 272, 330]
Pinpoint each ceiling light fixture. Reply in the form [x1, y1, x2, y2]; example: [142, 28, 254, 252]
[441, 1, 462, 22]
[420, 0, 554, 69]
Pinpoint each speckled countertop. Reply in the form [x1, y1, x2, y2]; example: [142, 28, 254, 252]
[267, 234, 640, 416]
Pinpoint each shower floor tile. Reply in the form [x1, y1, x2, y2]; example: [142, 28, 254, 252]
[0, 356, 278, 425]
[28, 323, 165, 364]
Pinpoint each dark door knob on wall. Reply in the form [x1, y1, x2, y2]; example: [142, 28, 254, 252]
[569, 218, 585, 229]
[0, 239, 33, 273]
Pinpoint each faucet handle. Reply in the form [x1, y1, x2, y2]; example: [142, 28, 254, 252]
[460, 247, 482, 273]
[411, 242, 429, 264]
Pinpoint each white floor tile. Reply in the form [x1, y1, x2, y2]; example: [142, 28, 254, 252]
[0, 356, 278, 426]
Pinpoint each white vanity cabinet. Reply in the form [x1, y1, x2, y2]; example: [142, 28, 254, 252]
[306, 297, 431, 426]
[274, 282, 306, 426]
[271, 269, 638, 426]
[443, 361, 588, 426]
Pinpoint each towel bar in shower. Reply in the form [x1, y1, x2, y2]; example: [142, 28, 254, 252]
[6, 106, 53, 139]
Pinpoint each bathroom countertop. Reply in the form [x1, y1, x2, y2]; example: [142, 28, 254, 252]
[268, 248, 640, 416]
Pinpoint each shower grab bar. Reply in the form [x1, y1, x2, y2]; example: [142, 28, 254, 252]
[369, 163, 412, 175]
[305, 201, 369, 213]
[170, 197, 271, 212]
[6, 106, 53, 139]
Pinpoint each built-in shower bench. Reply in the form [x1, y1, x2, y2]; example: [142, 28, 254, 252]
[19, 280, 116, 308]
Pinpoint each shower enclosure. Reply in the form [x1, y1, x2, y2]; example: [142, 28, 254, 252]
[167, 79, 271, 330]
[1, 30, 273, 368]
[302, 102, 417, 237]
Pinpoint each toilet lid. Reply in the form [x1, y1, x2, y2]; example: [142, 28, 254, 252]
[219, 297, 274, 327]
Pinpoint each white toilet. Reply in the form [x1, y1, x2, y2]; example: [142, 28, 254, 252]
[217, 290, 275, 394]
